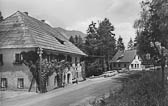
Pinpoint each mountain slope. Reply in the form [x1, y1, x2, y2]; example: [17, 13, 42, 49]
[54, 27, 87, 39]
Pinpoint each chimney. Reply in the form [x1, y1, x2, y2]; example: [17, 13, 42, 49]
[24, 12, 28, 15]
[41, 20, 45, 23]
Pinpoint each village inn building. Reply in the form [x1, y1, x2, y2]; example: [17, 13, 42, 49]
[0, 11, 86, 91]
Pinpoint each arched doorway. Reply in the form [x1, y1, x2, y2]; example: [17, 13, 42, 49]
[66, 71, 72, 84]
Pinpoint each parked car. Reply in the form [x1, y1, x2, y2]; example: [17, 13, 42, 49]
[103, 71, 118, 77]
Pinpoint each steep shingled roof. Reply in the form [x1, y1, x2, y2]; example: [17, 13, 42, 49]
[0, 11, 86, 56]
[111, 50, 137, 63]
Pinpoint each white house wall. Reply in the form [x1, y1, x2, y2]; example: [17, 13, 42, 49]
[0, 48, 36, 90]
[0, 48, 85, 91]
[129, 55, 142, 71]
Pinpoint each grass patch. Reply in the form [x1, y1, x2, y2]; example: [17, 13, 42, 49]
[91, 70, 168, 106]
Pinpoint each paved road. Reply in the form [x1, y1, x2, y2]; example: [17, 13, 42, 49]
[1, 75, 124, 106]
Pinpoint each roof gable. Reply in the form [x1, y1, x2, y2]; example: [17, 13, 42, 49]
[0, 11, 86, 56]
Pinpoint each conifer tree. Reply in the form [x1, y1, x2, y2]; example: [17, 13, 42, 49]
[0, 11, 3, 22]
[127, 38, 134, 50]
[69, 36, 75, 44]
[117, 36, 125, 51]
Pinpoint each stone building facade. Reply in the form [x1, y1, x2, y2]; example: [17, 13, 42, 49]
[0, 11, 86, 91]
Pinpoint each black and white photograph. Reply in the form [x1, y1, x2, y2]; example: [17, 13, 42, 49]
[0, 0, 168, 106]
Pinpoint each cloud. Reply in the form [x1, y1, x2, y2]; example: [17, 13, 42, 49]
[0, 0, 142, 48]
[66, 18, 136, 48]
[105, 0, 141, 23]
[66, 17, 102, 33]
[114, 22, 136, 48]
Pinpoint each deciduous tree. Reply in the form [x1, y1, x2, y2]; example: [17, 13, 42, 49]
[134, 0, 168, 89]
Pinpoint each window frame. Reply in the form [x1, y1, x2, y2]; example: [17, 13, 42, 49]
[113, 63, 116, 67]
[67, 55, 72, 63]
[1, 78, 7, 88]
[118, 64, 121, 67]
[14, 53, 22, 65]
[131, 64, 133, 68]
[75, 57, 78, 66]
[17, 78, 24, 89]
[137, 64, 139, 68]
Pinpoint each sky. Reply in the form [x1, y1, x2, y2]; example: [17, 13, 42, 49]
[0, 0, 142, 47]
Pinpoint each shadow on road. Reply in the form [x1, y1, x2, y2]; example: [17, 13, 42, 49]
[112, 71, 142, 83]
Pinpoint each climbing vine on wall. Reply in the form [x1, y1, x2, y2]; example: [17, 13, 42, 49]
[21, 50, 70, 93]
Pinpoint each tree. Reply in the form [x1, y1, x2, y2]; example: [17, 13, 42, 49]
[69, 35, 84, 52]
[127, 38, 134, 50]
[0, 11, 3, 22]
[84, 18, 116, 76]
[97, 18, 116, 71]
[117, 36, 125, 51]
[69, 36, 75, 44]
[85, 21, 100, 56]
[134, 0, 168, 89]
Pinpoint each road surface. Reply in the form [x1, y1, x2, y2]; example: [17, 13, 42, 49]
[1, 75, 124, 106]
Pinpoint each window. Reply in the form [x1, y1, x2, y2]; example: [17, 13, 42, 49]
[17, 78, 24, 89]
[46, 78, 49, 86]
[75, 57, 78, 65]
[117, 55, 124, 60]
[67, 55, 72, 62]
[76, 72, 78, 78]
[0, 54, 3, 66]
[14, 53, 22, 64]
[55, 37, 64, 45]
[131, 64, 133, 68]
[135, 64, 137, 68]
[57, 54, 65, 61]
[118, 64, 121, 67]
[46, 54, 50, 62]
[124, 64, 127, 67]
[54, 76, 57, 86]
[1, 78, 7, 88]
[113, 63, 116, 67]
[137, 64, 139, 68]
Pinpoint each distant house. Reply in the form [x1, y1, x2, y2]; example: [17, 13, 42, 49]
[110, 50, 142, 71]
[0, 11, 86, 91]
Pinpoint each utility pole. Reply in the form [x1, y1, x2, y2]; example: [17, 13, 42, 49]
[37, 47, 43, 93]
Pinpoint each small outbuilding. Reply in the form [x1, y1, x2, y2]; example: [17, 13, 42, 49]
[110, 50, 142, 71]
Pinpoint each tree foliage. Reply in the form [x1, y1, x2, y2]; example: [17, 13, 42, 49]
[84, 18, 116, 76]
[134, 0, 168, 56]
[69, 35, 84, 52]
[117, 36, 125, 51]
[134, 0, 168, 89]
[0, 11, 3, 22]
[127, 38, 134, 50]
[69, 36, 75, 44]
